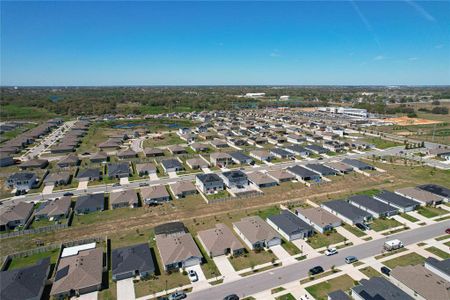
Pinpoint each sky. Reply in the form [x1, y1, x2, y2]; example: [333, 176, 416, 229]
[1, 1, 450, 86]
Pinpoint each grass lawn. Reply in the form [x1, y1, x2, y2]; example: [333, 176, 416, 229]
[228, 249, 277, 271]
[71, 208, 146, 227]
[383, 253, 426, 269]
[435, 215, 450, 222]
[355, 189, 381, 197]
[370, 218, 402, 232]
[445, 241, 450, 247]
[375, 247, 408, 260]
[300, 270, 341, 284]
[425, 247, 450, 259]
[399, 213, 419, 223]
[281, 240, 301, 256]
[206, 189, 230, 201]
[382, 226, 409, 236]
[364, 137, 401, 149]
[271, 287, 286, 294]
[342, 224, 366, 237]
[435, 234, 450, 241]
[143, 133, 185, 148]
[8, 248, 60, 270]
[275, 293, 296, 300]
[417, 206, 448, 218]
[359, 266, 382, 278]
[306, 230, 346, 249]
[256, 205, 281, 219]
[305, 274, 355, 300]
[29, 217, 67, 229]
[192, 236, 221, 279]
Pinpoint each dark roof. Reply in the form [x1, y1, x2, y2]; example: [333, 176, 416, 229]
[77, 168, 100, 179]
[375, 190, 420, 208]
[425, 257, 450, 276]
[418, 184, 450, 198]
[229, 151, 252, 162]
[154, 222, 186, 236]
[112, 243, 155, 277]
[352, 277, 414, 300]
[342, 158, 374, 170]
[196, 173, 224, 184]
[7, 172, 35, 181]
[270, 148, 292, 156]
[267, 210, 313, 235]
[222, 170, 247, 181]
[0, 257, 50, 300]
[287, 165, 320, 179]
[323, 199, 372, 221]
[75, 193, 104, 211]
[328, 290, 351, 300]
[285, 145, 308, 154]
[348, 195, 398, 214]
[160, 159, 182, 169]
[107, 163, 129, 176]
[305, 164, 337, 176]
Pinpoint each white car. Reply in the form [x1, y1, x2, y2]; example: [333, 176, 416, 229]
[188, 270, 198, 282]
[325, 247, 338, 256]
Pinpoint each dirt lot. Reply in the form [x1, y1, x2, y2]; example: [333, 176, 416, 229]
[1, 163, 449, 256]
[378, 116, 442, 126]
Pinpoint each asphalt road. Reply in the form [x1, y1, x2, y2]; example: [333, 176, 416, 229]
[187, 220, 450, 300]
[2, 146, 407, 205]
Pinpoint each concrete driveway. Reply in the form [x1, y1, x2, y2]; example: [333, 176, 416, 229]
[42, 184, 54, 195]
[213, 255, 241, 282]
[117, 278, 136, 300]
[186, 265, 210, 290]
[149, 173, 158, 181]
[168, 171, 178, 178]
[119, 177, 130, 185]
[270, 245, 296, 265]
[77, 180, 89, 190]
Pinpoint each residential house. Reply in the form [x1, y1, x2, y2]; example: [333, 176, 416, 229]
[348, 195, 398, 218]
[221, 170, 248, 188]
[135, 163, 156, 176]
[374, 190, 420, 213]
[352, 277, 413, 300]
[109, 190, 139, 209]
[18, 159, 48, 170]
[287, 165, 321, 182]
[395, 187, 444, 206]
[210, 139, 229, 149]
[35, 196, 71, 221]
[0, 202, 34, 231]
[321, 199, 372, 225]
[197, 223, 245, 258]
[325, 162, 353, 174]
[154, 222, 187, 237]
[90, 151, 108, 163]
[44, 171, 71, 186]
[190, 142, 209, 152]
[229, 151, 254, 165]
[342, 158, 375, 171]
[6, 172, 37, 190]
[74, 193, 105, 214]
[417, 184, 449, 202]
[169, 181, 197, 199]
[117, 148, 137, 159]
[305, 164, 338, 176]
[232, 216, 282, 250]
[0, 156, 15, 167]
[267, 170, 295, 183]
[160, 159, 184, 173]
[295, 207, 342, 233]
[247, 171, 277, 188]
[424, 257, 450, 282]
[195, 173, 225, 194]
[186, 157, 209, 170]
[249, 149, 274, 162]
[140, 185, 170, 205]
[167, 145, 186, 155]
[286, 134, 306, 144]
[143, 148, 164, 157]
[107, 163, 130, 178]
[0, 257, 50, 300]
[57, 154, 80, 168]
[155, 232, 203, 271]
[284, 145, 310, 157]
[112, 243, 155, 281]
[76, 168, 101, 181]
[266, 210, 314, 241]
[210, 152, 233, 167]
[51, 245, 103, 298]
[304, 144, 328, 154]
[270, 148, 294, 159]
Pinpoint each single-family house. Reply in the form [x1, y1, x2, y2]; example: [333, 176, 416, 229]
[233, 216, 282, 250]
[267, 169, 295, 183]
[295, 207, 342, 233]
[287, 165, 321, 182]
[417, 184, 450, 202]
[195, 173, 225, 194]
[167, 145, 186, 155]
[229, 151, 254, 165]
[57, 154, 80, 168]
[76, 168, 101, 181]
[197, 223, 245, 258]
[109, 190, 139, 209]
[341, 158, 375, 171]
[143, 148, 164, 157]
[395, 187, 444, 206]
[135, 163, 157, 176]
[6, 172, 37, 190]
[374, 190, 420, 213]
[348, 195, 398, 218]
[112, 243, 155, 281]
[18, 159, 48, 170]
[321, 199, 372, 225]
[74, 193, 105, 214]
[186, 157, 209, 169]
[107, 163, 130, 178]
[284, 145, 310, 157]
[221, 170, 248, 188]
[250, 150, 273, 162]
[90, 151, 108, 163]
[325, 162, 353, 174]
[0, 202, 34, 231]
[169, 181, 198, 199]
[266, 210, 314, 241]
[247, 171, 277, 188]
[140, 185, 170, 205]
[160, 159, 184, 173]
[305, 164, 338, 176]
[35, 196, 71, 221]
[44, 171, 71, 186]
[352, 277, 413, 300]
[210, 152, 233, 167]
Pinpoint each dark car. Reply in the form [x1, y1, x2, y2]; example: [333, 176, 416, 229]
[63, 192, 74, 196]
[446, 228, 450, 234]
[223, 294, 239, 300]
[168, 291, 186, 300]
[309, 266, 324, 275]
[356, 223, 370, 231]
[381, 266, 391, 276]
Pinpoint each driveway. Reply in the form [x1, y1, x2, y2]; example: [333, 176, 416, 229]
[149, 173, 158, 181]
[120, 177, 130, 185]
[213, 255, 241, 282]
[117, 278, 136, 300]
[270, 245, 296, 265]
[186, 265, 210, 290]
[168, 171, 178, 178]
[335, 226, 363, 245]
[77, 180, 88, 190]
[292, 239, 320, 258]
[42, 184, 54, 195]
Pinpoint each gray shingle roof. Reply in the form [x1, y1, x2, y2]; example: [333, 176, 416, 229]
[305, 164, 337, 176]
[112, 243, 155, 277]
[267, 210, 313, 235]
[375, 190, 420, 208]
[352, 277, 414, 300]
[348, 195, 398, 214]
[323, 199, 371, 221]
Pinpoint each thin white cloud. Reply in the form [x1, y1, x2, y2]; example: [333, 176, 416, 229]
[373, 55, 385, 61]
[350, 0, 381, 50]
[408, 57, 419, 61]
[405, 0, 436, 22]
[270, 50, 281, 57]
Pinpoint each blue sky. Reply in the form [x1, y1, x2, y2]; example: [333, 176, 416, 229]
[1, 1, 449, 86]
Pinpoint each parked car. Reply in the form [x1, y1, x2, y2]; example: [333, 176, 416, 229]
[168, 292, 186, 300]
[188, 270, 198, 282]
[139, 182, 149, 187]
[63, 192, 74, 196]
[356, 223, 370, 231]
[325, 247, 338, 256]
[384, 239, 404, 251]
[223, 294, 239, 300]
[446, 228, 450, 234]
[309, 266, 324, 275]
[381, 266, 391, 276]
[345, 256, 358, 264]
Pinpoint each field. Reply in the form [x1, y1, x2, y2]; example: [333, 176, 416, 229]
[142, 133, 185, 148]
[425, 246, 450, 259]
[359, 266, 381, 278]
[0, 104, 56, 120]
[7, 248, 60, 270]
[382, 116, 442, 126]
[342, 224, 366, 237]
[306, 230, 346, 249]
[383, 253, 426, 269]
[370, 218, 402, 232]
[417, 206, 448, 218]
